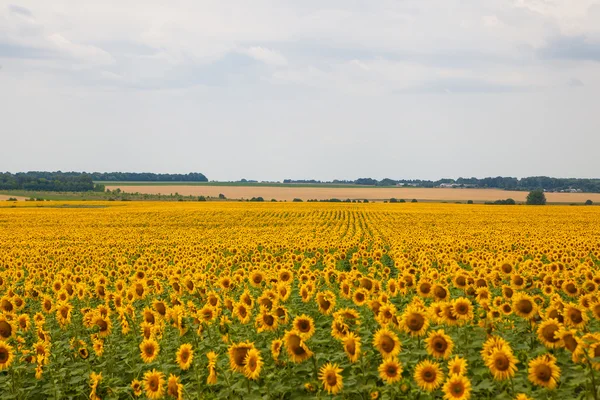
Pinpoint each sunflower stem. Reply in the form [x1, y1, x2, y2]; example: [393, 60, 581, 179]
[584, 352, 599, 400]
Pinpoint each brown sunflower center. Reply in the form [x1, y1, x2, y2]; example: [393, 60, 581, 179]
[233, 347, 250, 367]
[423, 368, 436, 382]
[148, 376, 159, 391]
[433, 337, 447, 352]
[568, 309, 583, 323]
[0, 349, 8, 363]
[0, 321, 13, 339]
[516, 300, 533, 314]
[535, 365, 552, 382]
[494, 354, 509, 371]
[380, 335, 395, 352]
[407, 313, 425, 331]
[542, 324, 560, 343]
[326, 372, 337, 386]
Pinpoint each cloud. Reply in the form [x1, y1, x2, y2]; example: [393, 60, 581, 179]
[240, 46, 287, 67]
[538, 35, 600, 61]
[8, 4, 32, 17]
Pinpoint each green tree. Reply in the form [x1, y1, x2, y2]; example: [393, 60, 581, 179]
[585, 199, 593, 205]
[526, 189, 546, 205]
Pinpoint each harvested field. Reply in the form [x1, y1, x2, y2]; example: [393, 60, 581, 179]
[104, 185, 600, 203]
[0, 194, 28, 201]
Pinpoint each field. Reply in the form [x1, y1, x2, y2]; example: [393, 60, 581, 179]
[104, 184, 600, 203]
[1, 202, 600, 399]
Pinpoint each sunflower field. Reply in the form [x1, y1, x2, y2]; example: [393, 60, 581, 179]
[1, 201, 600, 400]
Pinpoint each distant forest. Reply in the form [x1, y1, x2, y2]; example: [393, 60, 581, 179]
[285, 176, 600, 193]
[0, 171, 207, 192]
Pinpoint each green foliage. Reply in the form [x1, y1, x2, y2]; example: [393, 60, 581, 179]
[586, 199, 593, 205]
[526, 189, 547, 205]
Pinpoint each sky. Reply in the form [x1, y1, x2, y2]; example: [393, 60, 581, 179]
[1, 0, 599, 181]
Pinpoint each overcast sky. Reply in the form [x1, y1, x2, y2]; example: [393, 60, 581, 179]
[1, 1, 599, 181]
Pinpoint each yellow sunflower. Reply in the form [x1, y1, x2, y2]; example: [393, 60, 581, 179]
[167, 374, 183, 400]
[378, 357, 403, 384]
[401, 306, 430, 337]
[528, 354, 561, 389]
[243, 348, 263, 380]
[343, 332, 361, 363]
[176, 343, 193, 370]
[536, 318, 563, 349]
[0, 342, 15, 371]
[143, 369, 166, 400]
[512, 293, 537, 319]
[443, 374, 471, 400]
[448, 356, 468, 376]
[139, 338, 160, 363]
[131, 379, 143, 397]
[284, 330, 313, 363]
[319, 362, 343, 395]
[293, 315, 315, 339]
[485, 346, 518, 381]
[373, 328, 402, 358]
[414, 359, 444, 392]
[426, 330, 454, 359]
[228, 341, 255, 373]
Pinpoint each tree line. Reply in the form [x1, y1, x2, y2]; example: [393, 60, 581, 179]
[285, 176, 600, 193]
[90, 172, 207, 182]
[0, 171, 208, 192]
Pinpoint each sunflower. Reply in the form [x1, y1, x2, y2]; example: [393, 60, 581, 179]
[0, 342, 15, 371]
[293, 315, 315, 339]
[514, 395, 533, 400]
[563, 303, 588, 329]
[373, 328, 402, 358]
[331, 318, 350, 340]
[319, 363, 343, 395]
[451, 298, 474, 322]
[89, 371, 102, 400]
[485, 346, 518, 381]
[448, 356, 468, 376]
[79, 347, 89, 359]
[414, 359, 444, 392]
[284, 330, 313, 363]
[0, 315, 16, 341]
[176, 343, 193, 370]
[243, 348, 263, 380]
[378, 357, 403, 384]
[140, 338, 160, 363]
[207, 351, 218, 384]
[556, 327, 579, 354]
[352, 288, 369, 306]
[167, 374, 183, 400]
[228, 341, 255, 373]
[343, 332, 361, 363]
[536, 319, 563, 349]
[234, 303, 252, 324]
[400, 306, 429, 337]
[271, 338, 283, 361]
[426, 330, 454, 359]
[93, 314, 112, 337]
[512, 293, 537, 319]
[255, 311, 278, 333]
[316, 291, 336, 315]
[93, 339, 104, 357]
[143, 369, 166, 400]
[443, 374, 472, 400]
[131, 379, 143, 397]
[528, 354, 560, 389]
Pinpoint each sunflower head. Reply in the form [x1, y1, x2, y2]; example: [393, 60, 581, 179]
[319, 362, 343, 395]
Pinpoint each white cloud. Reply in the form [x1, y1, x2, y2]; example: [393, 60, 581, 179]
[241, 46, 288, 67]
